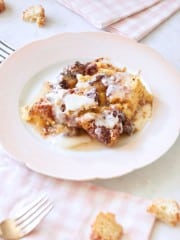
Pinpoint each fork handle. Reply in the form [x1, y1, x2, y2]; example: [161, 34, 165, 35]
[0, 225, 2, 237]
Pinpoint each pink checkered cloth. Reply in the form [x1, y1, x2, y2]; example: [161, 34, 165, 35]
[0, 148, 155, 240]
[58, 0, 161, 28]
[57, 0, 180, 40]
[106, 0, 180, 40]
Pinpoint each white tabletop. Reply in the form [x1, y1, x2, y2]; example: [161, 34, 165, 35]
[0, 0, 180, 239]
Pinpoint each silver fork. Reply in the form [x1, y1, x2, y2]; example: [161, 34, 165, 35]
[0, 195, 53, 240]
[0, 40, 15, 63]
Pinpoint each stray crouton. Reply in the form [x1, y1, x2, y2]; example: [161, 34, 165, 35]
[147, 199, 180, 226]
[23, 5, 45, 27]
[91, 212, 123, 240]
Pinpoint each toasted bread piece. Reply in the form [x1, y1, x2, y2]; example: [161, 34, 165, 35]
[79, 109, 126, 146]
[147, 199, 180, 226]
[91, 212, 123, 240]
[0, 0, 5, 13]
[23, 5, 45, 26]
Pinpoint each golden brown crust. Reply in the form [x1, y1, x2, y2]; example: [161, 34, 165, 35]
[22, 99, 56, 135]
[79, 109, 126, 146]
[0, 0, 6, 13]
[91, 212, 123, 240]
[23, 5, 46, 27]
[147, 199, 180, 226]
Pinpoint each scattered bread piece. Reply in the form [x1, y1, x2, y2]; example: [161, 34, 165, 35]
[23, 5, 45, 27]
[147, 199, 180, 226]
[91, 212, 123, 240]
[0, 0, 6, 13]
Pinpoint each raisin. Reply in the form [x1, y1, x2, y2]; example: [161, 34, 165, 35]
[123, 121, 133, 135]
[61, 104, 66, 112]
[59, 79, 69, 89]
[85, 63, 98, 75]
[112, 110, 117, 117]
[94, 126, 111, 145]
[59, 72, 77, 89]
[117, 111, 126, 123]
[70, 61, 86, 75]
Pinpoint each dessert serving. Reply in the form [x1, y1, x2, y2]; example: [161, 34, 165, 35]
[21, 58, 153, 146]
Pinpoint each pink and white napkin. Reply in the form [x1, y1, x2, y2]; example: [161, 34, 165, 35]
[57, 0, 161, 28]
[57, 0, 180, 40]
[0, 148, 155, 240]
[107, 0, 180, 40]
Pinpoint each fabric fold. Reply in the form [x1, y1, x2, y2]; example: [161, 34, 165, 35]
[0, 148, 155, 239]
[57, 0, 161, 28]
[106, 0, 180, 40]
[57, 0, 180, 40]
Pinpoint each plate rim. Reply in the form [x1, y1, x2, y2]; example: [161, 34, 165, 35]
[0, 31, 179, 180]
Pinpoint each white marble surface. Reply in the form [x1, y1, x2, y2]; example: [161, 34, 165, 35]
[0, 0, 180, 239]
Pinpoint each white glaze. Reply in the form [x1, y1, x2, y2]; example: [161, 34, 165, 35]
[63, 94, 96, 111]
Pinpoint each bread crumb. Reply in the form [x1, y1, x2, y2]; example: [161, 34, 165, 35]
[23, 5, 46, 27]
[91, 212, 123, 240]
[0, 0, 6, 13]
[147, 199, 180, 226]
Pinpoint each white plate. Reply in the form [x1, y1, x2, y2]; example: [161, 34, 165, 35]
[0, 32, 179, 180]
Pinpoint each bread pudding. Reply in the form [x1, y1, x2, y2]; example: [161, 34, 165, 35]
[22, 58, 153, 146]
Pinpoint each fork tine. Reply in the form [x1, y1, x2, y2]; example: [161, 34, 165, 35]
[0, 47, 11, 55]
[0, 41, 15, 63]
[0, 41, 15, 51]
[15, 195, 48, 224]
[0, 53, 6, 59]
[19, 202, 53, 235]
[16, 198, 53, 227]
